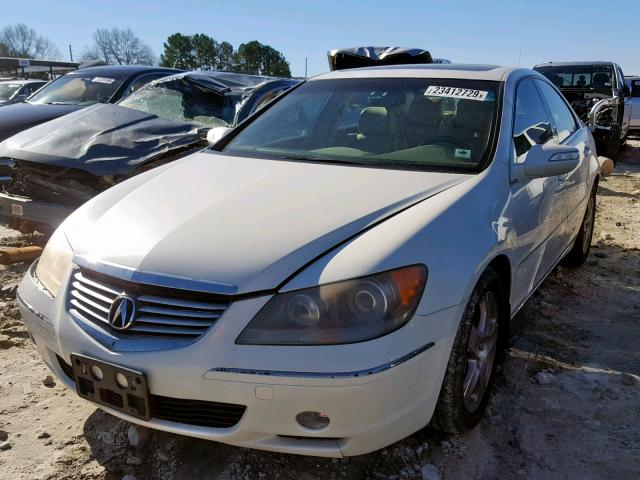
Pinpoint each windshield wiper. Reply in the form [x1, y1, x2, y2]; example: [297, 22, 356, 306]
[275, 154, 369, 166]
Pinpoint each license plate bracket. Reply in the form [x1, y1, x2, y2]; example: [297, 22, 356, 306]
[70, 354, 150, 421]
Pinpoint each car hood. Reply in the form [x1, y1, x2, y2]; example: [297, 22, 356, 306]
[0, 104, 205, 176]
[0, 102, 81, 142]
[72, 152, 470, 295]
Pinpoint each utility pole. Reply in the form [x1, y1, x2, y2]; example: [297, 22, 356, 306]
[69, 45, 73, 62]
[517, 40, 523, 67]
[304, 57, 308, 78]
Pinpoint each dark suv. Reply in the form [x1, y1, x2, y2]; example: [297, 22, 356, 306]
[534, 61, 632, 158]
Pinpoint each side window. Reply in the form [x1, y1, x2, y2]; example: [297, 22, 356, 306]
[632, 79, 640, 98]
[535, 81, 578, 143]
[513, 79, 553, 162]
[127, 73, 168, 95]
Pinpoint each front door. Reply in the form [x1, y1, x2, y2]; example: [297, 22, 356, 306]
[508, 78, 567, 308]
[534, 79, 589, 247]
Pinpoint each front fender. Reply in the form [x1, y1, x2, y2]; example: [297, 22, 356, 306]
[283, 161, 512, 317]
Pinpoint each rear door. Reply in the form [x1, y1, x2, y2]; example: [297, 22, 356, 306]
[617, 65, 632, 135]
[629, 78, 640, 129]
[534, 79, 588, 249]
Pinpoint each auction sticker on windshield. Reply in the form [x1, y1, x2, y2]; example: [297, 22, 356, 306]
[92, 77, 116, 84]
[425, 86, 488, 101]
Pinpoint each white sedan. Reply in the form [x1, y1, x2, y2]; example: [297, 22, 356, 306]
[18, 64, 599, 457]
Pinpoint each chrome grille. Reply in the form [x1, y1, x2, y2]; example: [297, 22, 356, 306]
[68, 269, 229, 340]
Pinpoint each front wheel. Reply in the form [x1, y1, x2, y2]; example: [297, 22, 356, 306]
[562, 188, 596, 266]
[431, 268, 504, 433]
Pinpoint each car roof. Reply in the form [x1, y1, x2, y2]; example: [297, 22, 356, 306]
[534, 61, 616, 68]
[165, 70, 287, 86]
[66, 65, 181, 79]
[149, 70, 299, 94]
[310, 64, 515, 81]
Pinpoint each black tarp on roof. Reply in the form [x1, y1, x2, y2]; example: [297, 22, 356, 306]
[327, 47, 433, 71]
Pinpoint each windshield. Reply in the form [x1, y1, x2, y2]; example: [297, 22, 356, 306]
[118, 77, 242, 127]
[221, 78, 500, 172]
[29, 74, 124, 106]
[535, 64, 615, 90]
[0, 83, 21, 100]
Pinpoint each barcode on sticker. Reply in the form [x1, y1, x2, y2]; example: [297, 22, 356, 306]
[425, 86, 488, 101]
[92, 77, 116, 84]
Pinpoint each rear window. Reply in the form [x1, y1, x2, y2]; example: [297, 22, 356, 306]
[535, 64, 615, 89]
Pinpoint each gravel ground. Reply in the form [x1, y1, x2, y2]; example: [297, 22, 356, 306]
[0, 141, 639, 480]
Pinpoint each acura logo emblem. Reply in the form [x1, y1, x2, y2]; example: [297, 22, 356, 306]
[108, 295, 137, 330]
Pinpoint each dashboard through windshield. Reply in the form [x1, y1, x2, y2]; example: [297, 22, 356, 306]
[29, 74, 124, 106]
[220, 77, 500, 172]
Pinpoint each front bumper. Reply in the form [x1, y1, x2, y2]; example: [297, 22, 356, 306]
[0, 191, 72, 228]
[17, 263, 462, 457]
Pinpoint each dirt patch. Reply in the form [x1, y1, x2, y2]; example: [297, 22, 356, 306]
[1, 142, 639, 479]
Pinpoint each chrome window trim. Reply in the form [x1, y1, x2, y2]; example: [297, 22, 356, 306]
[210, 342, 435, 379]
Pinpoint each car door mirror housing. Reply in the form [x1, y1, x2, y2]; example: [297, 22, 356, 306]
[524, 143, 580, 178]
[206, 126, 232, 145]
[622, 85, 631, 97]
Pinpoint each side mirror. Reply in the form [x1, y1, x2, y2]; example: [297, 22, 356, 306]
[622, 85, 631, 97]
[206, 126, 232, 145]
[524, 143, 580, 178]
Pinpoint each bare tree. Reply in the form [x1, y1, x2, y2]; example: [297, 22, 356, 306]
[83, 28, 155, 65]
[0, 23, 60, 59]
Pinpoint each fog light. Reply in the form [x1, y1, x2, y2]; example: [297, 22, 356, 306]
[90, 365, 103, 381]
[296, 411, 330, 430]
[115, 372, 129, 389]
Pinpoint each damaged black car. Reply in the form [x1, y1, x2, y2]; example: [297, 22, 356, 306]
[0, 71, 299, 232]
[534, 61, 632, 159]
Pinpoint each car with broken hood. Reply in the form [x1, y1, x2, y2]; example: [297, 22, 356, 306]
[18, 63, 600, 457]
[0, 71, 298, 231]
[0, 79, 48, 107]
[0, 65, 181, 144]
[534, 61, 632, 158]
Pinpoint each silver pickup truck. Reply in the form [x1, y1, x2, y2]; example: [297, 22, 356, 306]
[626, 76, 640, 134]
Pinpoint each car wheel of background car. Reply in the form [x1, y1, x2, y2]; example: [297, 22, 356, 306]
[601, 127, 621, 160]
[431, 267, 504, 434]
[561, 187, 596, 266]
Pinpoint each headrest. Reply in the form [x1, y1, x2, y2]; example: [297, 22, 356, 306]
[407, 97, 442, 126]
[592, 73, 610, 87]
[359, 107, 388, 135]
[454, 100, 492, 126]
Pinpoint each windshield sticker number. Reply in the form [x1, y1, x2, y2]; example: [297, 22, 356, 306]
[425, 86, 488, 101]
[92, 77, 116, 84]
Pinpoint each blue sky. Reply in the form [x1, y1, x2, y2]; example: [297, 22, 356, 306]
[2, 0, 639, 77]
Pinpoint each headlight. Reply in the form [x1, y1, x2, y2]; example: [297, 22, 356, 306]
[237, 265, 427, 345]
[35, 227, 74, 297]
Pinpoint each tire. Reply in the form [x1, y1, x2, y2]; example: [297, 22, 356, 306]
[562, 188, 596, 266]
[431, 267, 505, 433]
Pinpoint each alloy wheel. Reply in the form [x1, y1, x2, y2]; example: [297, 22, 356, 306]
[582, 194, 595, 254]
[463, 291, 499, 413]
